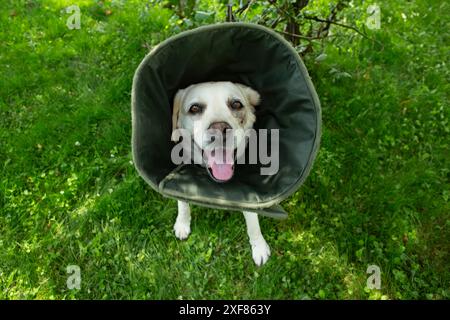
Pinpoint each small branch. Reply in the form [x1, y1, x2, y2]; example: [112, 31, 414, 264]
[255, 0, 383, 55]
[276, 30, 324, 41]
[266, 0, 297, 22]
[302, 14, 382, 45]
[235, 0, 254, 15]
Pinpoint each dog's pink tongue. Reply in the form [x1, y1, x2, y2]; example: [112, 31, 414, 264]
[206, 148, 234, 181]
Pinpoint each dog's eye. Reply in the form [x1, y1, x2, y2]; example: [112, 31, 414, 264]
[230, 100, 243, 110]
[189, 104, 202, 114]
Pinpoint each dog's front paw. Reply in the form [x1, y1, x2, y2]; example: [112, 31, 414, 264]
[250, 239, 271, 266]
[174, 221, 191, 240]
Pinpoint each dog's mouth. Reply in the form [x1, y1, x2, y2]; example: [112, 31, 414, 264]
[203, 148, 235, 183]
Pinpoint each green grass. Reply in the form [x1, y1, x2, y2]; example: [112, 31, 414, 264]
[0, 0, 448, 299]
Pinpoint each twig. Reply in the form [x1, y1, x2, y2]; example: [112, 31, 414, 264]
[276, 30, 324, 41]
[302, 14, 383, 45]
[256, 0, 383, 51]
[235, 0, 253, 15]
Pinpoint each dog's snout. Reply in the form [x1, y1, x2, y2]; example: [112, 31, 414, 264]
[208, 122, 232, 134]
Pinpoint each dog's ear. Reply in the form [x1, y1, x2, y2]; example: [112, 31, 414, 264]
[236, 83, 261, 107]
[171, 89, 185, 142]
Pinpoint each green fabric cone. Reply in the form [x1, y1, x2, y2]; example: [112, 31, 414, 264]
[131, 23, 321, 219]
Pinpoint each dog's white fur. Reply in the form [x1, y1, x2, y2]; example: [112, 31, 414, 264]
[171, 81, 271, 266]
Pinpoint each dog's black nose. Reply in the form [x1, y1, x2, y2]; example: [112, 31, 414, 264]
[208, 122, 232, 134]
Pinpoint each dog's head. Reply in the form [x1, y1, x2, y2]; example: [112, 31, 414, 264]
[171, 81, 260, 182]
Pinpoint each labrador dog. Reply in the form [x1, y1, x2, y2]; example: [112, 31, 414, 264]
[170, 81, 271, 266]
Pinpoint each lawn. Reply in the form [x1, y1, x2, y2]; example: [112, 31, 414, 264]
[0, 0, 448, 299]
